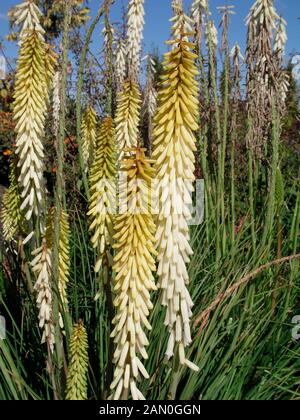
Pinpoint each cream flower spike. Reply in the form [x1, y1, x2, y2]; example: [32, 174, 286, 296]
[191, 0, 209, 22]
[205, 20, 218, 50]
[274, 16, 288, 57]
[31, 239, 55, 353]
[274, 17, 289, 106]
[143, 55, 157, 118]
[102, 21, 115, 49]
[13, 0, 45, 41]
[246, 0, 279, 31]
[127, 0, 145, 79]
[102, 21, 115, 68]
[110, 147, 157, 400]
[115, 38, 127, 90]
[172, 0, 183, 12]
[153, 35, 200, 372]
[115, 80, 142, 155]
[170, 1, 194, 43]
[13, 1, 55, 220]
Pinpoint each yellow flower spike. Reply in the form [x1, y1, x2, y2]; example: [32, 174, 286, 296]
[81, 105, 97, 171]
[110, 147, 157, 401]
[65, 321, 89, 400]
[1, 164, 24, 241]
[88, 117, 116, 273]
[115, 81, 142, 155]
[153, 35, 200, 372]
[57, 210, 71, 309]
[44, 207, 71, 324]
[13, 2, 56, 221]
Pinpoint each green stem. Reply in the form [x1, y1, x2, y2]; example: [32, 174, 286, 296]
[196, 47, 212, 245]
[248, 145, 256, 251]
[261, 103, 280, 248]
[52, 0, 71, 399]
[207, 33, 222, 261]
[168, 346, 181, 400]
[230, 131, 236, 245]
[220, 55, 230, 254]
[104, 4, 114, 117]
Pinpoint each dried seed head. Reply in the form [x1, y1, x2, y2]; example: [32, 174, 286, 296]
[246, 0, 279, 33]
[218, 5, 235, 53]
[246, 0, 281, 155]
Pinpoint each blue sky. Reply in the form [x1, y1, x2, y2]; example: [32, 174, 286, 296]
[0, 0, 299, 67]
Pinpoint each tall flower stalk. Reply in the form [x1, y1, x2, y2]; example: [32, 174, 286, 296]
[246, 0, 279, 157]
[230, 44, 243, 245]
[191, 0, 208, 46]
[153, 34, 199, 371]
[246, 0, 281, 249]
[110, 147, 157, 400]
